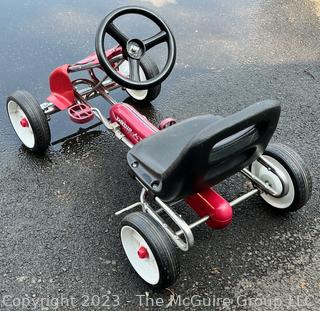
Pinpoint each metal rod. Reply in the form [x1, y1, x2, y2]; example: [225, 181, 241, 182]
[68, 62, 101, 72]
[133, 189, 194, 251]
[115, 187, 198, 251]
[241, 168, 280, 197]
[175, 216, 210, 236]
[155, 207, 164, 214]
[68, 54, 123, 72]
[91, 108, 112, 129]
[144, 202, 191, 250]
[74, 78, 119, 97]
[43, 54, 125, 115]
[95, 86, 118, 105]
[73, 78, 119, 106]
[241, 155, 289, 198]
[169, 199, 183, 207]
[257, 155, 289, 196]
[50, 121, 102, 145]
[156, 201, 180, 213]
[91, 107, 134, 148]
[42, 76, 121, 116]
[154, 196, 194, 251]
[41, 102, 59, 115]
[115, 202, 142, 216]
[229, 189, 259, 207]
[147, 205, 192, 252]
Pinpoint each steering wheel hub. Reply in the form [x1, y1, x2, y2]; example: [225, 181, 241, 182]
[127, 39, 145, 59]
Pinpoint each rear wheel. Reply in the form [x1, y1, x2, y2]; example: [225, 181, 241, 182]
[118, 55, 161, 104]
[250, 143, 312, 212]
[7, 90, 51, 153]
[120, 212, 180, 289]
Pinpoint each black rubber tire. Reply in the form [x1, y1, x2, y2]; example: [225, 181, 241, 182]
[6, 90, 51, 153]
[120, 212, 180, 289]
[126, 55, 161, 105]
[253, 143, 312, 212]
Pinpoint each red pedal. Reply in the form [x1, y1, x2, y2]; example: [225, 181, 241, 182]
[68, 103, 94, 124]
[159, 118, 176, 130]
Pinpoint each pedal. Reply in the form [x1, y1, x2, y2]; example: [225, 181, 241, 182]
[159, 118, 177, 130]
[68, 103, 94, 124]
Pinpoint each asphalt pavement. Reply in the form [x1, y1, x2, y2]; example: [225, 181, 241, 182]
[0, 0, 319, 310]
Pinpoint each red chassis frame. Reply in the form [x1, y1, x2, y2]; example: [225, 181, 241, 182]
[44, 47, 233, 233]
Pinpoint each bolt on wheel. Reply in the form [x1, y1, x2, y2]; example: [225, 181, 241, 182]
[120, 212, 180, 289]
[250, 143, 312, 211]
[7, 90, 51, 153]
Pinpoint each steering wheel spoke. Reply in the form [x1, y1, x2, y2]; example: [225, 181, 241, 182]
[129, 58, 141, 81]
[106, 22, 128, 47]
[144, 31, 168, 51]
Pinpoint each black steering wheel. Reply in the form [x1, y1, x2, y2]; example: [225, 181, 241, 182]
[95, 6, 176, 90]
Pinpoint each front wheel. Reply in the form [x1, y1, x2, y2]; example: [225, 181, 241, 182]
[120, 212, 180, 289]
[7, 90, 51, 153]
[118, 55, 161, 104]
[250, 143, 312, 212]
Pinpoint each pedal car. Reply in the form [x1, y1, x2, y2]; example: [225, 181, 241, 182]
[6, 6, 312, 289]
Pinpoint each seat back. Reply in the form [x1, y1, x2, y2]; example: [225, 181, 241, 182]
[184, 100, 280, 191]
[128, 100, 281, 202]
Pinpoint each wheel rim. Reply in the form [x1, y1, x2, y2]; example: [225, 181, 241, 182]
[118, 61, 148, 100]
[251, 155, 295, 209]
[121, 225, 160, 285]
[7, 100, 35, 149]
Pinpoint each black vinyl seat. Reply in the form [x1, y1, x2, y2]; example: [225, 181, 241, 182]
[127, 100, 281, 202]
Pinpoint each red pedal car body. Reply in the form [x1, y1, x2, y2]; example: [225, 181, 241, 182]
[6, 6, 312, 289]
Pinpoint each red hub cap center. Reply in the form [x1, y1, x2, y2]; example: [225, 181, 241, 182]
[20, 118, 29, 128]
[137, 246, 149, 259]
